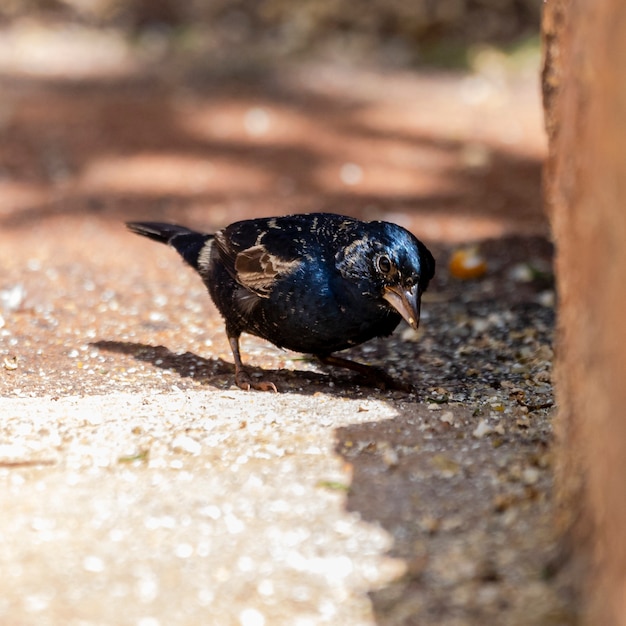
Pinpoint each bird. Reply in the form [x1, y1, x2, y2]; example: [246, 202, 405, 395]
[126, 213, 435, 392]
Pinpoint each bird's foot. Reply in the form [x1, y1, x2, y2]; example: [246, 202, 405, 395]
[235, 370, 278, 392]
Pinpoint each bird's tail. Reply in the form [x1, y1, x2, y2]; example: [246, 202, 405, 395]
[126, 222, 212, 270]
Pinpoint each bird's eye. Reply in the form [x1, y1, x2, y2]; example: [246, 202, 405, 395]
[377, 255, 393, 275]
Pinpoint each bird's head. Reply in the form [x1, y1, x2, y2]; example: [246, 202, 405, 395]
[337, 221, 435, 331]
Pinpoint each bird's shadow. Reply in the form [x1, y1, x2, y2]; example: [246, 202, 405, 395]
[91, 340, 396, 397]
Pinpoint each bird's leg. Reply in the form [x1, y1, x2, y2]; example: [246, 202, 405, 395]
[228, 335, 277, 392]
[317, 354, 415, 393]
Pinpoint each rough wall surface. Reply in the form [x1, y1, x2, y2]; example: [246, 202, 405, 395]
[543, 0, 626, 622]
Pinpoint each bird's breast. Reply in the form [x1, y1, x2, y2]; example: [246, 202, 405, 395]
[251, 279, 400, 354]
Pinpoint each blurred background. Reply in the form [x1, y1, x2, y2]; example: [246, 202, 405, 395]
[0, 0, 546, 241]
[0, 0, 541, 66]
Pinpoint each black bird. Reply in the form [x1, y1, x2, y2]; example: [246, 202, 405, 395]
[126, 213, 435, 391]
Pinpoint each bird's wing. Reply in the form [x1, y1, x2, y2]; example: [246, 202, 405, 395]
[214, 229, 302, 298]
[232, 244, 301, 296]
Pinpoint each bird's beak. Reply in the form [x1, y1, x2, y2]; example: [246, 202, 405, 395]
[383, 284, 422, 331]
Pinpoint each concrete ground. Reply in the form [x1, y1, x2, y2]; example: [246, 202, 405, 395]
[0, 24, 572, 626]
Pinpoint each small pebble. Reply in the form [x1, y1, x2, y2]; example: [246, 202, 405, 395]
[439, 411, 455, 424]
[472, 419, 493, 439]
[522, 467, 540, 485]
[239, 608, 265, 626]
[538, 290, 555, 307]
[83, 555, 105, 573]
[0, 284, 25, 311]
[174, 543, 194, 558]
[380, 443, 399, 468]
[3, 356, 18, 370]
[509, 263, 535, 283]
[171, 435, 202, 455]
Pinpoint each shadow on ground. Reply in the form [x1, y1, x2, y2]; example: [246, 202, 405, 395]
[334, 408, 567, 625]
[92, 339, 409, 396]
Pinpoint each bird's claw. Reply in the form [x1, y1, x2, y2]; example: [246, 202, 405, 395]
[235, 370, 278, 392]
[252, 380, 278, 392]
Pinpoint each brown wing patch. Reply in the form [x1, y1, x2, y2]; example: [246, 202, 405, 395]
[234, 244, 301, 297]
